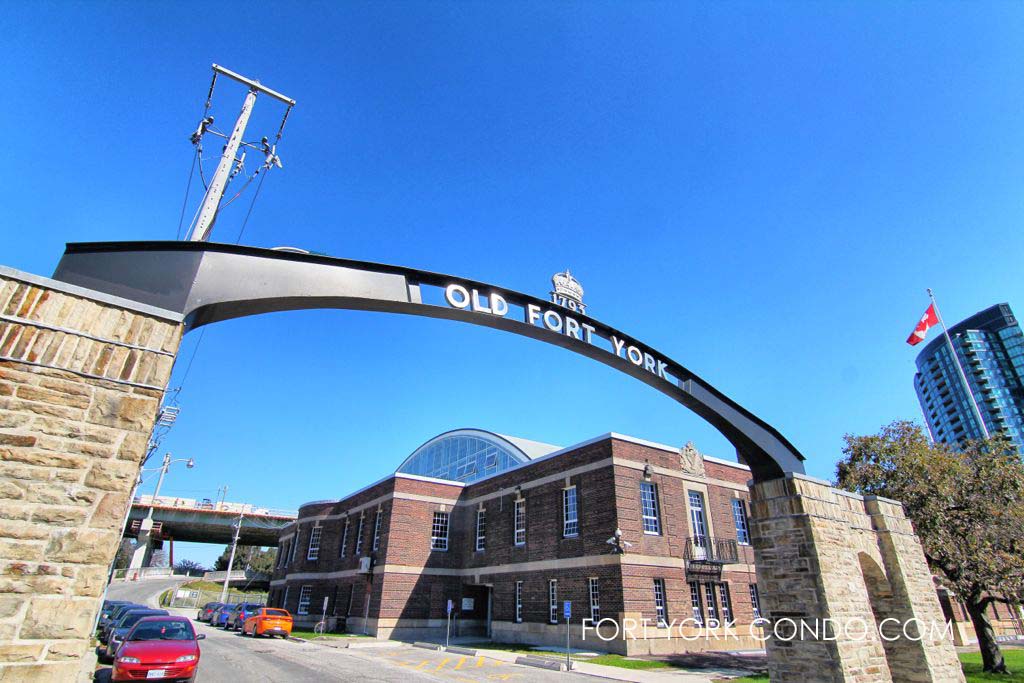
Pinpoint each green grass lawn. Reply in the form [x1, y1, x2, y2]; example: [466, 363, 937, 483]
[290, 629, 370, 639]
[714, 650, 1024, 682]
[462, 643, 672, 670]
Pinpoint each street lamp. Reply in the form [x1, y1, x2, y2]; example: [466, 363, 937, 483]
[139, 453, 195, 532]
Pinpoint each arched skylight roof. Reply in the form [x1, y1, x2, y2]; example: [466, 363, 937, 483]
[396, 429, 559, 484]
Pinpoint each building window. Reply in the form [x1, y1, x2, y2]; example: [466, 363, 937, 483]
[749, 583, 761, 620]
[515, 581, 523, 623]
[277, 542, 286, 568]
[689, 581, 703, 626]
[589, 577, 601, 622]
[476, 508, 486, 551]
[372, 508, 383, 551]
[688, 491, 709, 557]
[514, 499, 526, 546]
[340, 517, 350, 557]
[653, 578, 668, 627]
[719, 583, 733, 623]
[354, 514, 365, 556]
[640, 482, 661, 535]
[548, 580, 558, 624]
[732, 499, 750, 545]
[704, 582, 719, 627]
[283, 586, 290, 612]
[563, 486, 579, 537]
[346, 585, 355, 616]
[431, 511, 450, 551]
[297, 585, 312, 615]
[307, 526, 322, 561]
[288, 533, 298, 564]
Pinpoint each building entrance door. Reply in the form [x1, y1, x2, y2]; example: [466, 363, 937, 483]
[460, 584, 491, 638]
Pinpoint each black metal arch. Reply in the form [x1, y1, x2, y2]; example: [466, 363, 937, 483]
[53, 241, 805, 482]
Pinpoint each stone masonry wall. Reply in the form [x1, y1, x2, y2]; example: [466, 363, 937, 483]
[0, 272, 182, 681]
[750, 474, 965, 683]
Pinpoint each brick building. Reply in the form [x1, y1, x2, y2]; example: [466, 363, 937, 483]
[269, 429, 766, 654]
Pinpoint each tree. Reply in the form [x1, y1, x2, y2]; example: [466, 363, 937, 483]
[174, 559, 205, 575]
[113, 539, 136, 569]
[837, 421, 1024, 675]
[213, 545, 277, 573]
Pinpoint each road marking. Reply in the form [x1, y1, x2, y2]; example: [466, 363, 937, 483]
[454, 656, 467, 670]
[435, 657, 450, 671]
[414, 660, 430, 671]
[476, 656, 485, 667]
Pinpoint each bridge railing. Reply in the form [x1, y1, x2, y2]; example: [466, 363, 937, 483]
[132, 495, 296, 518]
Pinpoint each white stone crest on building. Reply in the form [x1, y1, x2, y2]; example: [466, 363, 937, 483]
[679, 441, 705, 477]
[550, 269, 587, 315]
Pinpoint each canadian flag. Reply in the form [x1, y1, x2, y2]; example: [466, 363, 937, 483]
[906, 304, 939, 346]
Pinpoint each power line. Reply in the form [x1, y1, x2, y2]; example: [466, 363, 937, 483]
[174, 149, 199, 240]
[234, 168, 269, 244]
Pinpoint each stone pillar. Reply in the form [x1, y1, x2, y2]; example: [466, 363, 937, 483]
[0, 269, 182, 681]
[748, 473, 965, 683]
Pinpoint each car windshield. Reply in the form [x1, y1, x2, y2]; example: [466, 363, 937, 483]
[129, 621, 194, 641]
[264, 609, 289, 617]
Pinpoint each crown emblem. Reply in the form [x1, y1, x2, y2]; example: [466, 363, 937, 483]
[550, 269, 587, 314]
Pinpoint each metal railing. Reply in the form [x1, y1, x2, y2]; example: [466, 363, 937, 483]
[684, 537, 739, 564]
[132, 495, 297, 518]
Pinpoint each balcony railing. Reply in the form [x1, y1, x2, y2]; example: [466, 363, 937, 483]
[684, 537, 739, 564]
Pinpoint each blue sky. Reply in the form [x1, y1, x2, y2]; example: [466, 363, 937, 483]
[3, 3, 1023, 567]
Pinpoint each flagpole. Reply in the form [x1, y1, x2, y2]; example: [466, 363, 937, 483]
[927, 288, 991, 439]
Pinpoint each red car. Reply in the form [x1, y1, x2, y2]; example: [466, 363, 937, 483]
[111, 615, 205, 682]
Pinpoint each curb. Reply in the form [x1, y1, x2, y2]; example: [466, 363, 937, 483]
[515, 655, 573, 671]
[444, 645, 479, 656]
[413, 641, 443, 651]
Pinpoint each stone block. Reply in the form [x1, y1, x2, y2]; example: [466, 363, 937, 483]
[0, 435, 35, 448]
[0, 596, 24, 619]
[86, 393, 157, 432]
[89, 492, 128, 531]
[84, 460, 137, 492]
[0, 523, 48, 542]
[116, 431, 149, 463]
[0, 483, 24, 501]
[14, 386, 89, 410]
[30, 506, 87, 526]
[23, 483, 95, 507]
[0, 644, 44, 664]
[0, 541, 42, 563]
[21, 598, 95, 640]
[0, 449, 86, 470]
[44, 640, 87, 661]
[44, 529, 117, 564]
[0, 660, 80, 681]
[71, 565, 107, 598]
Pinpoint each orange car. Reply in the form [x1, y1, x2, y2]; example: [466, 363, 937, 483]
[242, 608, 293, 638]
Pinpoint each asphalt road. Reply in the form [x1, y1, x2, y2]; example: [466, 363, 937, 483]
[101, 581, 603, 682]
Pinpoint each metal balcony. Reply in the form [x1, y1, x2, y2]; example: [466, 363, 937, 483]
[684, 537, 739, 564]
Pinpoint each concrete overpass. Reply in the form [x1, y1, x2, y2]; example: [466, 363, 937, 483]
[124, 495, 296, 568]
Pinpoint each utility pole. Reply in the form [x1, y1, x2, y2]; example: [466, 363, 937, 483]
[189, 64, 295, 243]
[219, 512, 244, 604]
[217, 484, 229, 510]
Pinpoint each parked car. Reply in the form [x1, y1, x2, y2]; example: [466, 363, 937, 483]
[100, 604, 145, 644]
[210, 603, 237, 628]
[102, 609, 169, 663]
[242, 608, 293, 638]
[226, 603, 265, 631]
[111, 615, 205, 682]
[96, 601, 131, 634]
[196, 601, 223, 622]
